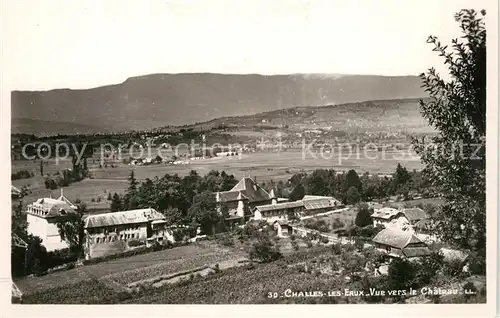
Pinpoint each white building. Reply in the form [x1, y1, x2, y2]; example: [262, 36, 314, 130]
[26, 190, 78, 252]
[254, 194, 342, 223]
[83, 208, 173, 259]
[371, 207, 411, 231]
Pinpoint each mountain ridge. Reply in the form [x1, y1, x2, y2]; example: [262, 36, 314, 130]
[11, 73, 427, 135]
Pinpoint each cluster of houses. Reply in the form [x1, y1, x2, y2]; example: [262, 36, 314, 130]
[21, 177, 345, 259]
[19, 175, 445, 265]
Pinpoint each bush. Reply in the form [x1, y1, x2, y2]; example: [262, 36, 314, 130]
[127, 239, 144, 247]
[44, 178, 58, 190]
[468, 253, 486, 275]
[249, 238, 282, 263]
[331, 218, 345, 230]
[217, 233, 234, 247]
[305, 239, 313, 248]
[11, 170, 34, 180]
[303, 219, 330, 232]
[332, 243, 342, 255]
[354, 238, 365, 251]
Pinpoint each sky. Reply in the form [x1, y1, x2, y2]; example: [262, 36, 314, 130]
[1, 0, 493, 90]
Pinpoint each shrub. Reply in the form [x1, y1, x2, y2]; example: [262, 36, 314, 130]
[44, 178, 58, 190]
[331, 218, 345, 230]
[442, 259, 465, 278]
[354, 238, 365, 251]
[249, 238, 282, 263]
[305, 239, 313, 248]
[332, 243, 343, 255]
[217, 233, 234, 247]
[468, 253, 486, 275]
[11, 170, 34, 180]
[127, 239, 144, 247]
[303, 219, 330, 232]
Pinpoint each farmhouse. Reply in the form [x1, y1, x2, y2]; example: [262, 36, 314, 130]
[372, 228, 431, 259]
[253, 195, 342, 223]
[371, 207, 411, 231]
[26, 190, 78, 252]
[83, 208, 173, 259]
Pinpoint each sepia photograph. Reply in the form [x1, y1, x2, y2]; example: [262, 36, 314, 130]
[2, 0, 498, 316]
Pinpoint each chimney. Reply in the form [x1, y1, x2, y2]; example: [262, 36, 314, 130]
[270, 189, 277, 205]
[236, 192, 245, 218]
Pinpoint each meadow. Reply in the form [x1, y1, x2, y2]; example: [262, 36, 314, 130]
[12, 148, 423, 211]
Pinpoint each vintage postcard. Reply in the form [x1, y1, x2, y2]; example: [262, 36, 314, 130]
[1, 0, 498, 317]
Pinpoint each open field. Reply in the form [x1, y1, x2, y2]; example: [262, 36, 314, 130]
[15, 241, 245, 295]
[12, 148, 422, 209]
[89, 149, 423, 181]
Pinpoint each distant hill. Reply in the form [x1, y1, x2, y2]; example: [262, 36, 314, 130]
[186, 98, 433, 134]
[11, 73, 427, 135]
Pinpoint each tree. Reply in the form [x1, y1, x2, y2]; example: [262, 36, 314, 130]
[392, 163, 411, 193]
[127, 170, 139, 193]
[345, 169, 362, 191]
[56, 204, 86, 257]
[110, 193, 123, 212]
[25, 235, 48, 275]
[123, 170, 139, 210]
[355, 203, 373, 227]
[345, 186, 361, 205]
[11, 201, 27, 238]
[412, 9, 486, 252]
[249, 238, 282, 263]
[187, 191, 221, 235]
[387, 258, 417, 290]
[164, 206, 183, 225]
[289, 183, 305, 201]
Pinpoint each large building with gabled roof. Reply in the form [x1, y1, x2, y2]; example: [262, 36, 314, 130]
[26, 189, 78, 252]
[83, 208, 173, 259]
[215, 177, 274, 222]
[215, 177, 343, 224]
